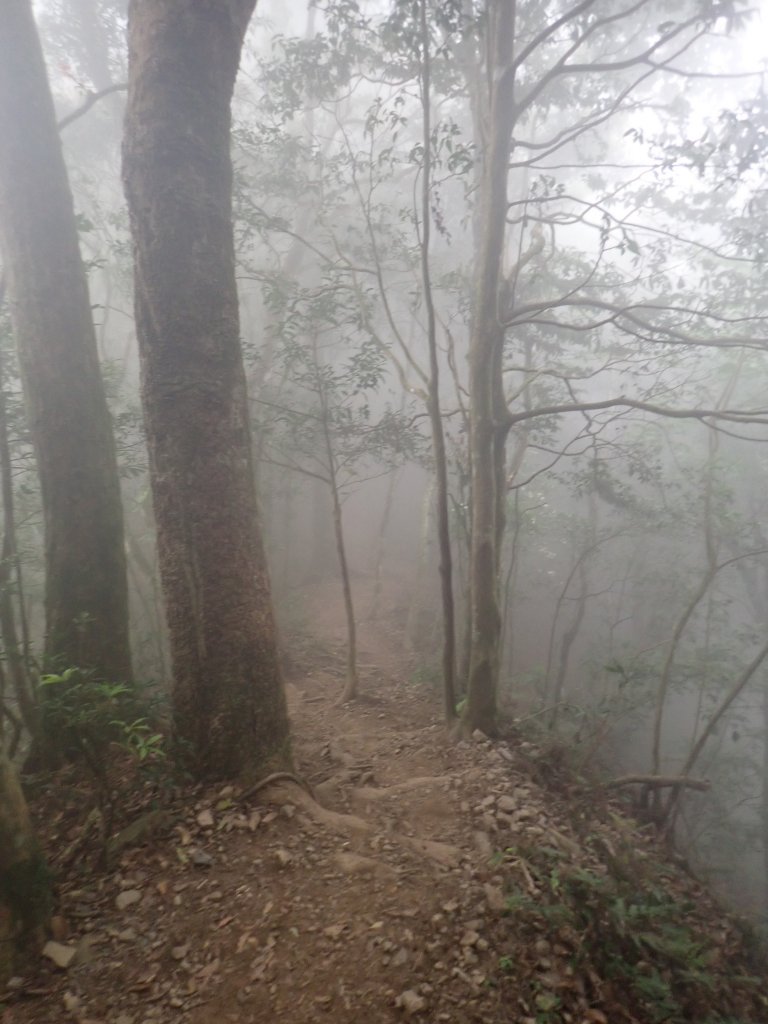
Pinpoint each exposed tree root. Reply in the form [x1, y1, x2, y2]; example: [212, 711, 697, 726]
[247, 776, 466, 868]
[352, 776, 452, 802]
[239, 772, 316, 803]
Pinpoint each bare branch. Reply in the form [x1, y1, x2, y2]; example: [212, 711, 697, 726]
[57, 83, 127, 131]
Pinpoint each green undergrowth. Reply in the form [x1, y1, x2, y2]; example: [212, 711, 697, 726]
[493, 831, 767, 1024]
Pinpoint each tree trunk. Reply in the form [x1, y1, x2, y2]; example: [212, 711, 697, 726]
[0, 364, 38, 745]
[313, 345, 359, 703]
[420, 0, 457, 721]
[762, 681, 768, 917]
[549, 560, 588, 731]
[123, 0, 290, 781]
[367, 467, 398, 621]
[0, 752, 49, 985]
[331, 480, 359, 704]
[464, 0, 516, 736]
[0, 0, 132, 688]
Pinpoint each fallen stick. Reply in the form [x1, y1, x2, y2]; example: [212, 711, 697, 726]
[606, 774, 710, 792]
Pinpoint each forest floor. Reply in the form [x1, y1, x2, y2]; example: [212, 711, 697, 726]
[5, 575, 768, 1024]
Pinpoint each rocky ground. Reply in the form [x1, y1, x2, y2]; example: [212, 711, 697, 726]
[4, 580, 768, 1024]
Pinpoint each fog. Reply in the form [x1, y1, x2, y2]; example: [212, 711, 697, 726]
[4, 0, 768, 921]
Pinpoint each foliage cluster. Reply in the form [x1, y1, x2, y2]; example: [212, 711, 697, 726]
[496, 837, 766, 1024]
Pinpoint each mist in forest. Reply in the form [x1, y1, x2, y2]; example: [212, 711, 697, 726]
[2, 0, 768, 937]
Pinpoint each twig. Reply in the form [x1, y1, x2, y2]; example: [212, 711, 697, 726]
[606, 774, 710, 792]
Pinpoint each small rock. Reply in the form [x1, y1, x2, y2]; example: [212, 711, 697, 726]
[497, 795, 516, 813]
[396, 989, 427, 1015]
[190, 847, 214, 867]
[6, 977, 24, 991]
[74, 934, 96, 965]
[275, 848, 293, 867]
[323, 924, 345, 940]
[334, 852, 396, 878]
[473, 831, 494, 858]
[62, 990, 80, 1012]
[483, 883, 506, 912]
[461, 930, 480, 947]
[42, 941, 77, 969]
[392, 947, 409, 967]
[116, 889, 142, 911]
[171, 944, 189, 961]
[196, 809, 214, 829]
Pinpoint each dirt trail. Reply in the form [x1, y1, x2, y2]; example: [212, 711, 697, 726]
[7, 577, 765, 1024]
[8, 577, 536, 1024]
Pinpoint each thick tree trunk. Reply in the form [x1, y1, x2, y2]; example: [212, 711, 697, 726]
[0, 753, 49, 985]
[0, 0, 132, 687]
[464, 0, 516, 736]
[123, 0, 290, 780]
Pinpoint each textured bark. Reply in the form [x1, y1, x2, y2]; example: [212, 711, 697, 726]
[464, 0, 516, 736]
[0, 0, 132, 685]
[123, 0, 290, 780]
[0, 753, 49, 985]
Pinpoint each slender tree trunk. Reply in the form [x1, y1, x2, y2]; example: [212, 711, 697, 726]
[464, 0, 516, 736]
[406, 477, 437, 651]
[313, 347, 359, 702]
[499, 490, 522, 685]
[330, 476, 359, 704]
[549, 561, 588, 731]
[0, 0, 132, 690]
[419, 0, 456, 721]
[662, 638, 768, 826]
[0, 370, 38, 743]
[123, 0, 289, 780]
[368, 467, 399, 620]
[652, 361, 742, 775]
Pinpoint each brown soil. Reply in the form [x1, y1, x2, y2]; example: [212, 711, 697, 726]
[4, 577, 767, 1024]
